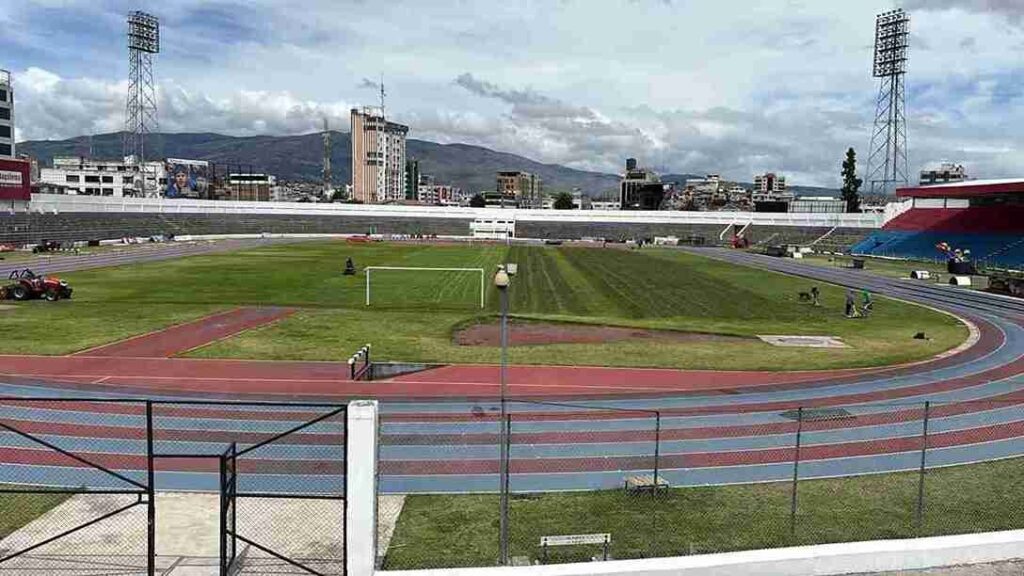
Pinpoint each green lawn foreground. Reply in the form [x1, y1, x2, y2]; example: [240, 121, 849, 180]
[0, 487, 71, 540]
[383, 457, 1024, 569]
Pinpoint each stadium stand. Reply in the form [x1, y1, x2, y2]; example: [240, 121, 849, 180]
[0, 212, 475, 245]
[852, 181, 1024, 267]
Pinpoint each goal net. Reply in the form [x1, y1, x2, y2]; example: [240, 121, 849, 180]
[365, 267, 486, 309]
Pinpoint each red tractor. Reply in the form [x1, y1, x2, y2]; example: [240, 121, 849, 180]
[1, 269, 73, 302]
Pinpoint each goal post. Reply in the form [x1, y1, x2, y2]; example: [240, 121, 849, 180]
[365, 266, 486, 308]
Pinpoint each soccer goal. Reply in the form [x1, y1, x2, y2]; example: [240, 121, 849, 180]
[365, 266, 486, 308]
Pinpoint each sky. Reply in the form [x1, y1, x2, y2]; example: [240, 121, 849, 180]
[2, 0, 1024, 186]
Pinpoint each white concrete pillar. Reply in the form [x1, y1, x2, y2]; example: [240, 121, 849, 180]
[346, 400, 379, 576]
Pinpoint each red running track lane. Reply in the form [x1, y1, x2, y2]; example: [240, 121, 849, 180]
[72, 307, 296, 358]
[6, 416, 1024, 475]
[0, 311, 998, 400]
[0, 355, 888, 398]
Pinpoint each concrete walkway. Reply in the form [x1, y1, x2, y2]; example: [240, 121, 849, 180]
[0, 492, 405, 575]
[862, 559, 1024, 575]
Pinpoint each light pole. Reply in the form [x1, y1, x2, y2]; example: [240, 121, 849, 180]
[494, 265, 510, 565]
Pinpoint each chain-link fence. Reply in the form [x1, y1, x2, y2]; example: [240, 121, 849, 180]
[376, 399, 1024, 568]
[0, 398, 347, 575]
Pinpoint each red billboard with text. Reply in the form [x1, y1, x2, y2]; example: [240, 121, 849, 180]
[0, 158, 30, 201]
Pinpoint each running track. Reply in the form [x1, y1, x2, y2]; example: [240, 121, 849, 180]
[0, 243, 1022, 494]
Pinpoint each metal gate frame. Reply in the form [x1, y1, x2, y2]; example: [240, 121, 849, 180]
[0, 399, 154, 573]
[221, 405, 347, 575]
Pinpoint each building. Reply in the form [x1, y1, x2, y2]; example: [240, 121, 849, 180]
[754, 172, 787, 195]
[418, 184, 462, 206]
[0, 157, 31, 212]
[38, 156, 215, 198]
[920, 162, 968, 186]
[591, 200, 621, 210]
[350, 107, 408, 204]
[619, 158, 664, 210]
[496, 171, 542, 209]
[481, 190, 516, 208]
[0, 70, 13, 159]
[40, 157, 147, 197]
[470, 217, 516, 239]
[404, 159, 420, 201]
[223, 173, 276, 202]
[789, 196, 845, 213]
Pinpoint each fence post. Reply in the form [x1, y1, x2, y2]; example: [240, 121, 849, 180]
[346, 400, 379, 576]
[499, 414, 511, 566]
[790, 407, 803, 539]
[146, 401, 155, 576]
[916, 401, 930, 532]
[653, 411, 661, 487]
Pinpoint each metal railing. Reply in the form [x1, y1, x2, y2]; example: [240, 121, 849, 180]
[377, 399, 1024, 569]
[0, 398, 348, 576]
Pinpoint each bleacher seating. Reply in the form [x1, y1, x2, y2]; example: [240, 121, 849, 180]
[852, 231, 1024, 268]
[0, 211, 872, 252]
[850, 205, 1024, 267]
[0, 213, 474, 245]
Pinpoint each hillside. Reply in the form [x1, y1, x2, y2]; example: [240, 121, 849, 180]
[17, 132, 622, 196]
[17, 132, 837, 197]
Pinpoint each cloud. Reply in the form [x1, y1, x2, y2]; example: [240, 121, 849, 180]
[6, 0, 1024, 187]
[904, 0, 1024, 23]
[12, 67, 353, 142]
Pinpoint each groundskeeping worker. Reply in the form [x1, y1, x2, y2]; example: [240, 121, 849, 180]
[845, 289, 857, 318]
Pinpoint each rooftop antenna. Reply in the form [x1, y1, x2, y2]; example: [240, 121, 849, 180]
[322, 117, 332, 199]
[376, 74, 386, 202]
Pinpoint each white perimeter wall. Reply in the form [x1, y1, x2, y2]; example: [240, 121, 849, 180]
[25, 194, 886, 229]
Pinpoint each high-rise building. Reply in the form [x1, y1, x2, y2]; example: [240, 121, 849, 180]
[619, 159, 664, 210]
[350, 107, 408, 203]
[0, 70, 14, 159]
[496, 171, 542, 209]
[405, 159, 420, 201]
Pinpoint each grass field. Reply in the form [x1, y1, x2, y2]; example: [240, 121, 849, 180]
[382, 457, 1024, 568]
[0, 241, 967, 370]
[800, 253, 953, 282]
[0, 487, 70, 541]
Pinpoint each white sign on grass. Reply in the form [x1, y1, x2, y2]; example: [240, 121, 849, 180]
[540, 534, 611, 547]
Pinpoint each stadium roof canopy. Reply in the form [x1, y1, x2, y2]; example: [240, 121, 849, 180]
[896, 178, 1024, 199]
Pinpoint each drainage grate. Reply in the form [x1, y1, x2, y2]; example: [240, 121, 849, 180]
[780, 407, 855, 422]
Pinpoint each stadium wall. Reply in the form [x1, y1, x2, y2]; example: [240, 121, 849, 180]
[0, 194, 884, 246]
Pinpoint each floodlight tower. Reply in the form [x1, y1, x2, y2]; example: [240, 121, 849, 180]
[864, 9, 910, 195]
[124, 11, 160, 195]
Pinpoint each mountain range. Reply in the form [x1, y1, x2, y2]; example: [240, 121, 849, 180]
[16, 132, 838, 197]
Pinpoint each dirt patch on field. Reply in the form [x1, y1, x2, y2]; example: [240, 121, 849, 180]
[0, 305, 16, 312]
[455, 321, 751, 347]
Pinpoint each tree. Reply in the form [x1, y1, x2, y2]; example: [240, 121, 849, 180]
[553, 192, 575, 210]
[469, 193, 486, 208]
[841, 147, 863, 213]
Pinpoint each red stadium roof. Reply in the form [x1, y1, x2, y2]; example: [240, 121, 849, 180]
[897, 178, 1024, 199]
